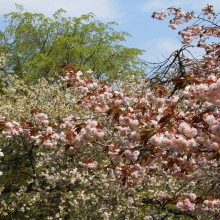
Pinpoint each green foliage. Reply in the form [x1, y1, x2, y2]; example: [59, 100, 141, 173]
[0, 4, 147, 82]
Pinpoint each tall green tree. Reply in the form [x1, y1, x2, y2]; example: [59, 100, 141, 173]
[0, 4, 147, 82]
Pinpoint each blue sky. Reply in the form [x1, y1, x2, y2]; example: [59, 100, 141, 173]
[0, 0, 219, 62]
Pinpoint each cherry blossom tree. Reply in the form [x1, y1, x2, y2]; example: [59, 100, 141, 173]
[0, 4, 219, 220]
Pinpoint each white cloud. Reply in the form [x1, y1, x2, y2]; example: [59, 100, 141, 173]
[0, 0, 122, 21]
[141, 37, 204, 62]
[153, 38, 180, 54]
[142, 0, 220, 13]
[142, 38, 181, 62]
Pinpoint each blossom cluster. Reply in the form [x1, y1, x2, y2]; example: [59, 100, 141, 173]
[0, 53, 6, 68]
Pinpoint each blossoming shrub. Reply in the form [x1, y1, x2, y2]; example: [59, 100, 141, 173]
[0, 76, 75, 121]
[0, 4, 219, 220]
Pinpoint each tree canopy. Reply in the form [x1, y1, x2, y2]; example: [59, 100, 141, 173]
[0, 4, 219, 220]
[0, 4, 147, 82]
